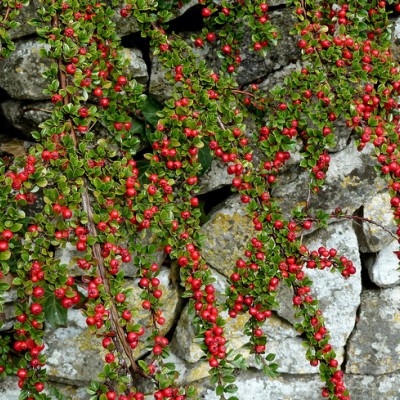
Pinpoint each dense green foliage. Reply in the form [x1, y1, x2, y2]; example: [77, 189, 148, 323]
[0, 0, 400, 399]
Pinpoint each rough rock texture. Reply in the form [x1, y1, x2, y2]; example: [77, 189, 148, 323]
[199, 159, 231, 194]
[346, 287, 400, 375]
[356, 191, 396, 253]
[121, 48, 149, 85]
[0, 100, 53, 137]
[44, 309, 104, 384]
[345, 371, 400, 400]
[0, 39, 52, 100]
[149, 8, 299, 102]
[277, 221, 362, 349]
[0, 289, 17, 331]
[236, 8, 300, 85]
[0, 42, 147, 102]
[366, 240, 400, 287]
[196, 369, 400, 400]
[8, 1, 40, 40]
[124, 267, 182, 348]
[273, 142, 386, 219]
[196, 370, 324, 400]
[201, 195, 254, 277]
[0, 376, 90, 400]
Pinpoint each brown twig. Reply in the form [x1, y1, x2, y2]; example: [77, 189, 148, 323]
[51, 5, 147, 380]
[331, 213, 397, 240]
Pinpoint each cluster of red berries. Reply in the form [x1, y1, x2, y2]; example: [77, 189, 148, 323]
[86, 301, 110, 329]
[0, 229, 13, 255]
[6, 155, 37, 200]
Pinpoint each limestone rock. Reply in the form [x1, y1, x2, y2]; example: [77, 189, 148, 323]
[0, 40, 147, 101]
[196, 370, 324, 400]
[244, 339, 343, 375]
[0, 100, 53, 137]
[346, 287, 400, 375]
[44, 309, 104, 384]
[171, 266, 302, 367]
[150, 8, 299, 102]
[257, 63, 352, 154]
[111, 8, 140, 37]
[272, 142, 386, 219]
[0, 39, 52, 100]
[356, 192, 396, 253]
[236, 8, 300, 85]
[277, 221, 362, 349]
[201, 195, 253, 277]
[121, 48, 148, 85]
[346, 371, 400, 400]
[0, 376, 24, 400]
[171, 303, 299, 364]
[366, 240, 400, 287]
[9, 1, 40, 40]
[125, 267, 182, 348]
[0, 375, 90, 400]
[43, 268, 180, 384]
[199, 159, 231, 194]
[196, 369, 400, 400]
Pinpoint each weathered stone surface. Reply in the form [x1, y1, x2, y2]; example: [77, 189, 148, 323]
[277, 221, 362, 349]
[257, 64, 352, 154]
[150, 8, 299, 101]
[273, 142, 386, 219]
[0, 376, 24, 400]
[196, 370, 324, 400]
[0, 41, 147, 102]
[201, 195, 253, 277]
[366, 240, 400, 287]
[356, 191, 396, 253]
[235, 8, 300, 85]
[0, 375, 90, 400]
[9, 1, 40, 40]
[196, 369, 400, 400]
[0, 100, 52, 137]
[199, 159, 231, 194]
[43, 267, 180, 383]
[121, 48, 149, 85]
[346, 371, 400, 400]
[0, 39, 52, 100]
[346, 287, 400, 375]
[125, 267, 182, 348]
[44, 309, 104, 384]
[111, 7, 140, 37]
[171, 305, 251, 363]
[171, 266, 317, 374]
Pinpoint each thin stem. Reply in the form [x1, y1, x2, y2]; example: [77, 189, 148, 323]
[331, 213, 397, 240]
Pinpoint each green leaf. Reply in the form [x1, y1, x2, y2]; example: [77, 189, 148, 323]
[198, 145, 212, 175]
[136, 160, 150, 184]
[0, 251, 11, 261]
[0, 282, 10, 291]
[224, 384, 238, 394]
[36, 177, 48, 187]
[11, 223, 23, 232]
[44, 292, 68, 327]
[266, 353, 276, 362]
[141, 96, 163, 128]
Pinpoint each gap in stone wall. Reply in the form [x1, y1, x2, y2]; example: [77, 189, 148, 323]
[197, 185, 233, 217]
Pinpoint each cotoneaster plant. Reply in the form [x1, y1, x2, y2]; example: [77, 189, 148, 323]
[0, 0, 400, 399]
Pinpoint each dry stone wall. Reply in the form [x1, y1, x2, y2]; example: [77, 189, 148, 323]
[1, 2, 400, 400]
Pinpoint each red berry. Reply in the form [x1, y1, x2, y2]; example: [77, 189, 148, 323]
[0, 241, 9, 252]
